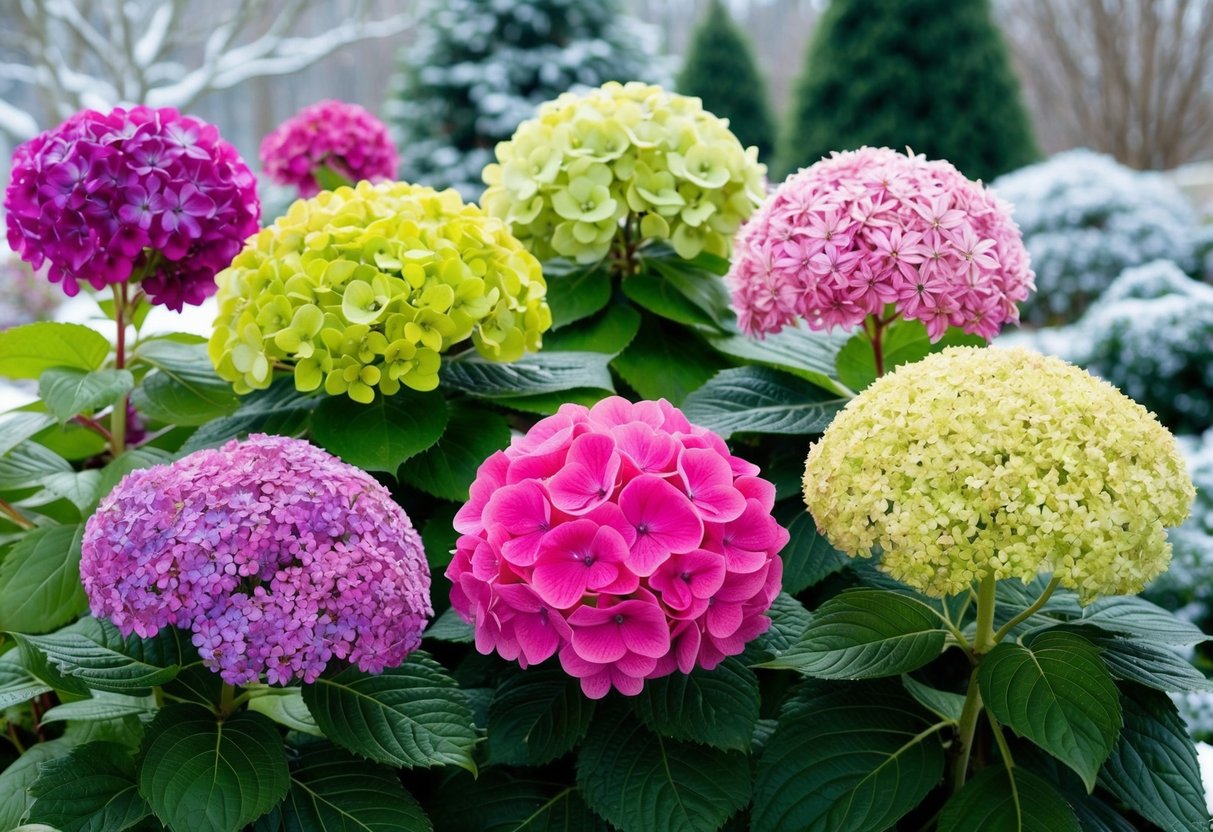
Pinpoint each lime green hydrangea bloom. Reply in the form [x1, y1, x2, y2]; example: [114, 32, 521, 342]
[209, 181, 551, 402]
[481, 81, 767, 264]
[804, 347, 1194, 602]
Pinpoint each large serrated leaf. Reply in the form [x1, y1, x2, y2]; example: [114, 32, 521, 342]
[0, 649, 51, 708]
[978, 631, 1122, 791]
[938, 765, 1081, 832]
[621, 269, 717, 330]
[0, 738, 74, 831]
[138, 705, 289, 832]
[705, 324, 851, 397]
[39, 368, 134, 425]
[11, 617, 186, 694]
[750, 591, 813, 656]
[611, 315, 727, 404]
[302, 653, 477, 772]
[400, 405, 510, 501]
[0, 322, 111, 379]
[751, 680, 946, 832]
[577, 705, 751, 832]
[179, 377, 318, 453]
[311, 388, 448, 473]
[543, 303, 641, 356]
[774, 501, 851, 594]
[631, 656, 759, 751]
[1079, 596, 1207, 646]
[0, 440, 73, 490]
[27, 741, 151, 832]
[486, 666, 595, 766]
[544, 259, 612, 329]
[1098, 684, 1211, 832]
[441, 351, 614, 398]
[0, 523, 87, 633]
[682, 366, 846, 439]
[130, 340, 239, 426]
[0, 411, 55, 458]
[1079, 630, 1213, 693]
[763, 590, 947, 679]
[431, 772, 607, 832]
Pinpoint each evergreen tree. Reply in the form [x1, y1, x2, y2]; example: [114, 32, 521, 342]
[781, 0, 1038, 181]
[676, 0, 777, 164]
[387, 0, 663, 198]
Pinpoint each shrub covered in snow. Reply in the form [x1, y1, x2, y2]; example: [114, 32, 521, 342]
[993, 149, 1201, 325]
[1147, 430, 1213, 616]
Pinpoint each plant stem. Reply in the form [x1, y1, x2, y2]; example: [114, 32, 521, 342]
[870, 315, 886, 376]
[219, 682, 236, 719]
[5, 722, 25, 753]
[0, 497, 34, 530]
[992, 577, 1061, 644]
[987, 711, 1016, 773]
[110, 282, 128, 457]
[72, 414, 113, 442]
[972, 574, 998, 655]
[953, 666, 983, 792]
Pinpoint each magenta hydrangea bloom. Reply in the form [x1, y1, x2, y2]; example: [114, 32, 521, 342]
[447, 397, 788, 699]
[728, 147, 1034, 341]
[80, 434, 431, 685]
[3, 106, 260, 311]
[260, 100, 398, 197]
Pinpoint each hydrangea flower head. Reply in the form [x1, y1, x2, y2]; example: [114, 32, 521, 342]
[80, 434, 431, 685]
[481, 81, 767, 263]
[729, 147, 1033, 341]
[803, 347, 1194, 601]
[260, 100, 398, 197]
[209, 180, 551, 400]
[4, 106, 259, 310]
[447, 397, 788, 699]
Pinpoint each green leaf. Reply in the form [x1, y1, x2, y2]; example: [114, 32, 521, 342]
[544, 259, 612, 329]
[762, 590, 948, 679]
[492, 387, 611, 416]
[252, 741, 430, 832]
[1078, 630, 1213, 693]
[0, 323, 111, 379]
[750, 591, 813, 656]
[39, 369, 134, 425]
[1098, 684, 1211, 831]
[39, 692, 157, 725]
[542, 303, 641, 355]
[648, 257, 734, 329]
[751, 681, 946, 832]
[39, 470, 102, 514]
[1080, 596, 1207, 646]
[0, 441, 73, 490]
[622, 269, 717, 329]
[424, 608, 473, 643]
[138, 704, 288, 832]
[0, 738, 74, 831]
[902, 675, 966, 723]
[311, 388, 448, 473]
[31, 420, 107, 461]
[247, 688, 323, 737]
[632, 656, 759, 751]
[0, 523, 87, 633]
[978, 631, 1122, 791]
[486, 666, 595, 765]
[834, 319, 934, 392]
[577, 704, 751, 832]
[681, 366, 846, 439]
[98, 447, 173, 501]
[400, 405, 509, 501]
[994, 576, 1081, 637]
[27, 741, 151, 832]
[431, 771, 606, 832]
[132, 365, 239, 427]
[0, 411, 55, 458]
[179, 378, 318, 453]
[301, 652, 477, 772]
[0, 648, 51, 708]
[441, 351, 615, 398]
[773, 501, 851, 594]
[705, 324, 851, 397]
[938, 765, 1081, 832]
[10, 617, 186, 694]
[611, 316, 728, 404]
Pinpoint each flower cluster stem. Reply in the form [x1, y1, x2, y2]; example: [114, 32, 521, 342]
[219, 682, 237, 719]
[110, 282, 129, 457]
[953, 666, 983, 792]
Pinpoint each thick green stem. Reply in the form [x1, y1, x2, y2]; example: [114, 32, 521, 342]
[219, 683, 236, 719]
[972, 573, 998, 655]
[992, 577, 1061, 644]
[953, 667, 983, 792]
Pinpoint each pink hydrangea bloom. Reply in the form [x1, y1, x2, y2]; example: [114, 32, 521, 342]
[80, 434, 431, 685]
[3, 106, 260, 310]
[447, 397, 788, 699]
[260, 100, 398, 197]
[728, 147, 1034, 341]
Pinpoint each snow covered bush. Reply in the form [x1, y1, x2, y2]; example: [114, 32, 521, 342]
[387, 0, 664, 198]
[993, 149, 1201, 325]
[1147, 431, 1213, 614]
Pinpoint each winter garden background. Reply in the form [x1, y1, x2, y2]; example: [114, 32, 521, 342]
[1, 0, 1213, 830]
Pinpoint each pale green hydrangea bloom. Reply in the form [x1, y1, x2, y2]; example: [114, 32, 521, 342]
[481, 81, 766, 263]
[209, 181, 550, 402]
[804, 347, 1194, 602]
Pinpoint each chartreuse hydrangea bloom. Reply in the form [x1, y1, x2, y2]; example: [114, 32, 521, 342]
[804, 347, 1194, 602]
[210, 181, 550, 401]
[481, 81, 767, 263]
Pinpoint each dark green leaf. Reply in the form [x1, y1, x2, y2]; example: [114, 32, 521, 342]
[648, 257, 734, 329]
[762, 590, 947, 679]
[632, 656, 759, 751]
[487, 666, 595, 765]
[39, 369, 134, 425]
[751, 680, 946, 832]
[132, 365, 239, 427]
[441, 351, 614, 398]
[302, 653, 477, 772]
[30, 419, 107, 461]
[1098, 684, 1210, 831]
[622, 269, 717, 329]
[938, 765, 1081, 832]
[750, 591, 813, 656]
[424, 608, 473, 643]
[10, 617, 186, 694]
[978, 631, 1122, 791]
[0, 649, 51, 708]
[0, 523, 87, 633]
[1080, 596, 1207, 646]
[421, 506, 459, 572]
[40, 692, 157, 725]
[1079, 631, 1213, 693]
[431, 771, 606, 832]
[138, 704, 288, 832]
[0, 323, 111, 379]
[705, 324, 851, 397]
[0, 738, 74, 831]
[400, 405, 509, 501]
[492, 387, 611, 416]
[544, 259, 612, 329]
[179, 378, 318, 453]
[611, 316, 728, 404]
[577, 705, 751, 832]
[542, 303, 641, 355]
[311, 389, 448, 473]
[834, 319, 939, 392]
[681, 366, 846, 439]
[27, 741, 151, 832]
[994, 576, 1081, 637]
[774, 501, 851, 594]
[902, 675, 966, 723]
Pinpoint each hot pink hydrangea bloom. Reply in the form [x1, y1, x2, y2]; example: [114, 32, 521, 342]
[728, 147, 1034, 341]
[80, 434, 431, 685]
[4, 106, 259, 310]
[260, 100, 398, 197]
[447, 397, 788, 699]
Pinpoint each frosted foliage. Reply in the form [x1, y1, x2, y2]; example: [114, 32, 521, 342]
[387, 0, 666, 198]
[993, 149, 1200, 325]
[1149, 431, 1213, 613]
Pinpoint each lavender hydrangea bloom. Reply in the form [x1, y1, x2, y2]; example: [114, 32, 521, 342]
[80, 434, 431, 685]
[4, 106, 260, 311]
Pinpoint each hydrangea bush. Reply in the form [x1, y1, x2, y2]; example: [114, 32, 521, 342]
[260, 99, 398, 197]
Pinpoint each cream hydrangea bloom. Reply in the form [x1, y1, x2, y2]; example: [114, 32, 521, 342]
[804, 347, 1194, 601]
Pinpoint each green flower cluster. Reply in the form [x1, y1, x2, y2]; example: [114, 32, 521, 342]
[803, 347, 1194, 602]
[209, 181, 550, 402]
[481, 81, 767, 264]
